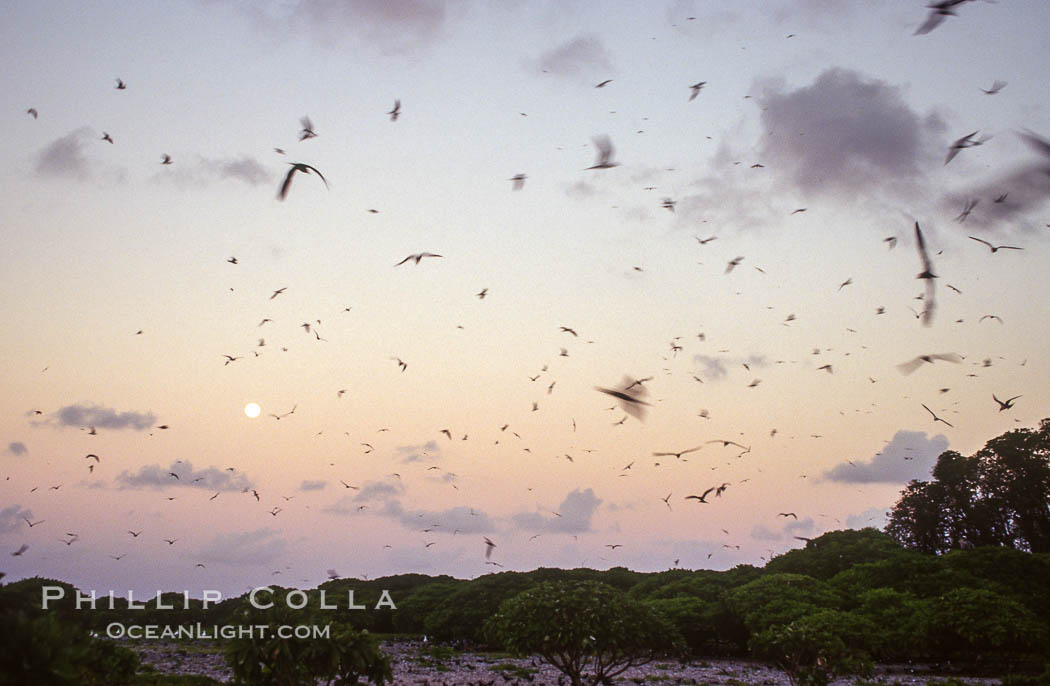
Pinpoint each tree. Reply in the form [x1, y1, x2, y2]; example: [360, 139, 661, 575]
[764, 529, 904, 580]
[224, 597, 391, 686]
[485, 580, 683, 686]
[886, 419, 1050, 554]
[724, 573, 842, 634]
[749, 610, 876, 686]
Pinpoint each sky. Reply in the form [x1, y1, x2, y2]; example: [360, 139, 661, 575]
[1, 0, 1049, 599]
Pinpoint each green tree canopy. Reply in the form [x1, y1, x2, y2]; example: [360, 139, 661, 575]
[486, 580, 682, 686]
[886, 419, 1050, 554]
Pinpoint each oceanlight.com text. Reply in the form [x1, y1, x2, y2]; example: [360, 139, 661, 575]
[105, 622, 331, 640]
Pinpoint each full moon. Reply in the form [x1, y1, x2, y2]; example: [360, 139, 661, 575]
[244, 402, 261, 419]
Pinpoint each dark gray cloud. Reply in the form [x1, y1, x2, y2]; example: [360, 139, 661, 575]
[197, 527, 286, 565]
[755, 68, 945, 197]
[0, 505, 34, 535]
[6, 442, 27, 456]
[511, 488, 602, 535]
[116, 461, 252, 491]
[534, 34, 613, 80]
[35, 128, 96, 180]
[938, 162, 1050, 234]
[51, 403, 156, 431]
[822, 430, 948, 483]
[299, 479, 327, 491]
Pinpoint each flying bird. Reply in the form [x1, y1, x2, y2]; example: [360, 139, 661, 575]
[688, 81, 706, 101]
[11, 544, 29, 556]
[510, 174, 526, 190]
[595, 79, 613, 88]
[395, 253, 442, 266]
[388, 99, 401, 121]
[725, 256, 744, 274]
[778, 512, 798, 519]
[585, 135, 619, 169]
[921, 403, 954, 428]
[915, 0, 973, 35]
[980, 80, 1007, 95]
[27, 108, 38, 119]
[277, 163, 327, 201]
[595, 377, 652, 420]
[484, 537, 496, 559]
[298, 116, 317, 141]
[955, 198, 979, 222]
[968, 236, 1023, 253]
[896, 352, 962, 375]
[115, 78, 126, 89]
[913, 222, 937, 326]
[161, 154, 172, 165]
[992, 394, 1021, 412]
[653, 446, 702, 459]
[685, 487, 716, 503]
[945, 130, 986, 164]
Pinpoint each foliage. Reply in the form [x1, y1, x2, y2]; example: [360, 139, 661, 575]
[887, 419, 1050, 554]
[486, 580, 683, 686]
[918, 587, 1049, 665]
[764, 529, 904, 580]
[749, 609, 875, 686]
[0, 577, 139, 686]
[224, 597, 391, 686]
[724, 573, 841, 633]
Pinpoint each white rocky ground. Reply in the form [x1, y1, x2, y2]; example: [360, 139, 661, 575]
[130, 638, 1001, 685]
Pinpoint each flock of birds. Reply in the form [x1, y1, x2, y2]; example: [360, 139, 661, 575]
[5, 2, 1047, 585]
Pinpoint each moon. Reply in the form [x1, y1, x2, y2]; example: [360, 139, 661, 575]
[244, 402, 261, 419]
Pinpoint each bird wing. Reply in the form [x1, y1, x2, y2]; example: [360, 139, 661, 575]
[277, 167, 297, 200]
[968, 236, 994, 250]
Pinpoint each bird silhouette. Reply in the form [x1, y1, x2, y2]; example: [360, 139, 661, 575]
[277, 163, 327, 200]
[980, 80, 1007, 95]
[484, 537, 496, 559]
[510, 174, 526, 190]
[992, 394, 1021, 411]
[688, 81, 706, 101]
[685, 487, 716, 503]
[595, 377, 651, 420]
[395, 253, 442, 266]
[653, 446, 702, 459]
[896, 352, 962, 375]
[298, 116, 317, 141]
[921, 403, 954, 428]
[387, 99, 401, 121]
[585, 135, 619, 169]
[968, 236, 1023, 253]
[912, 222, 937, 326]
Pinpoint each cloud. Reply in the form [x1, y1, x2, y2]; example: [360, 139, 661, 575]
[116, 461, 252, 491]
[0, 505, 34, 535]
[50, 403, 156, 431]
[377, 500, 496, 534]
[755, 68, 945, 198]
[534, 34, 613, 80]
[846, 506, 890, 530]
[299, 479, 327, 491]
[5, 442, 27, 456]
[692, 353, 767, 382]
[511, 488, 602, 535]
[938, 161, 1050, 234]
[751, 516, 815, 541]
[161, 155, 272, 188]
[196, 528, 286, 565]
[34, 128, 96, 180]
[225, 0, 449, 54]
[822, 430, 948, 483]
[396, 440, 441, 464]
